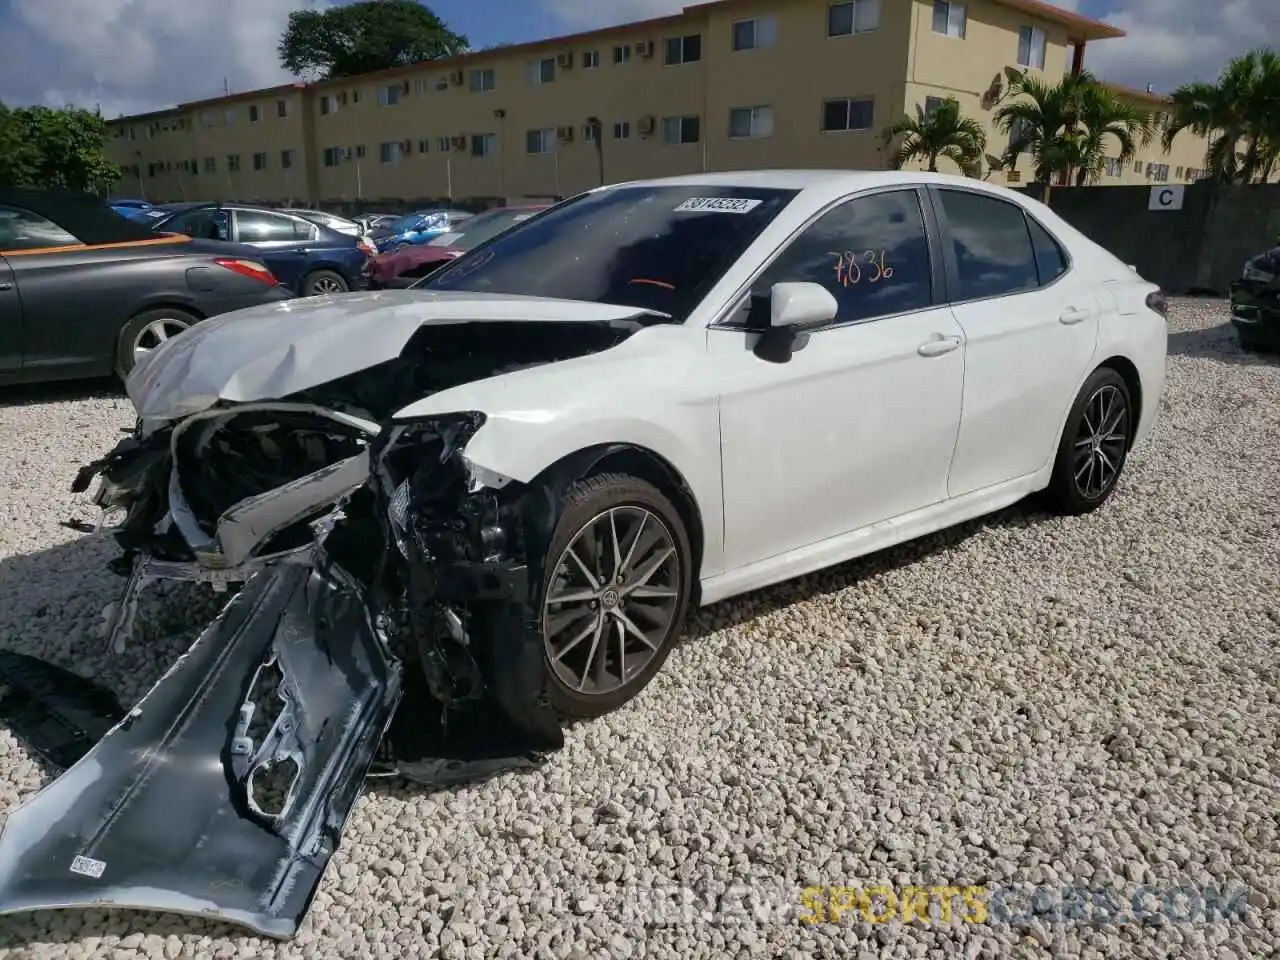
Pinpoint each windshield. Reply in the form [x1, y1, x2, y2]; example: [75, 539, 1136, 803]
[423, 185, 798, 321]
[429, 209, 541, 250]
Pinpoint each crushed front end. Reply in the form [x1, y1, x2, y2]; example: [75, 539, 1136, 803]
[0, 409, 565, 939]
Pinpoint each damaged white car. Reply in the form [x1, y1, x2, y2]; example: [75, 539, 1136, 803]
[0, 171, 1167, 937]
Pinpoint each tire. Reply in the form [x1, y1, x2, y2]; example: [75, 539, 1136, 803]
[300, 269, 349, 297]
[1044, 366, 1134, 516]
[537, 472, 693, 719]
[114, 307, 197, 382]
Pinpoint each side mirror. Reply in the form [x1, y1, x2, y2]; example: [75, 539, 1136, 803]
[753, 282, 839, 363]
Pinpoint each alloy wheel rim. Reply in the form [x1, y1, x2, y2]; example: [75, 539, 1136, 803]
[1072, 383, 1129, 499]
[542, 505, 681, 697]
[311, 276, 344, 294]
[132, 317, 191, 363]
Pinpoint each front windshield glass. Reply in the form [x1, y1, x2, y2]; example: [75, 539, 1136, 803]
[423, 185, 798, 321]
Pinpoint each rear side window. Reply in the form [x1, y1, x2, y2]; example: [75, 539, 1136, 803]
[936, 189, 1039, 300]
[165, 209, 228, 241]
[0, 205, 81, 251]
[236, 210, 304, 242]
[1028, 217, 1068, 284]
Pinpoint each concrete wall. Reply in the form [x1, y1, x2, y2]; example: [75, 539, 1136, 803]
[1023, 183, 1280, 295]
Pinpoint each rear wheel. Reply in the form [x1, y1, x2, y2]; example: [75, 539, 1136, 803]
[539, 473, 693, 718]
[1044, 367, 1134, 515]
[301, 269, 348, 296]
[115, 307, 197, 381]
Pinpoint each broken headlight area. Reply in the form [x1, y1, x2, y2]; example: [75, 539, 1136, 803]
[0, 410, 565, 939]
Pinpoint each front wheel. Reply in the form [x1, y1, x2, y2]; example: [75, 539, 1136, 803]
[539, 473, 693, 718]
[1044, 367, 1134, 515]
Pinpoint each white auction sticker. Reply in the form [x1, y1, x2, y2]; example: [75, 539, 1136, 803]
[70, 855, 106, 879]
[673, 197, 763, 214]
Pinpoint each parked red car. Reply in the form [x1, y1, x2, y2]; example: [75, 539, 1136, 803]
[365, 204, 549, 288]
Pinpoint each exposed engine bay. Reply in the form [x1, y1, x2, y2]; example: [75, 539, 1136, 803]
[0, 314, 658, 939]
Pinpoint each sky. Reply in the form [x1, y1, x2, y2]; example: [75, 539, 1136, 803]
[0, 0, 1275, 117]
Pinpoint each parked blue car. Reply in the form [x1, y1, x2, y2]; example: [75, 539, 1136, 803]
[368, 209, 473, 253]
[150, 203, 374, 296]
[110, 199, 154, 220]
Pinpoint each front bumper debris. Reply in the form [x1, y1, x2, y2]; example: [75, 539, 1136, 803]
[0, 406, 569, 938]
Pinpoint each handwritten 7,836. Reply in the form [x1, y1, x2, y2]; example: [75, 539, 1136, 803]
[830, 249, 893, 288]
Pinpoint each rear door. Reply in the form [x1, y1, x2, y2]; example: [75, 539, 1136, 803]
[0, 257, 20, 372]
[232, 210, 310, 290]
[931, 187, 1100, 497]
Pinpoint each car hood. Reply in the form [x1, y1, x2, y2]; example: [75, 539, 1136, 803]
[126, 290, 665, 421]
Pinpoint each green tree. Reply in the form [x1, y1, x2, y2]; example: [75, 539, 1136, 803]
[279, 0, 468, 80]
[994, 71, 1153, 196]
[0, 104, 119, 193]
[879, 98, 987, 176]
[1165, 48, 1280, 184]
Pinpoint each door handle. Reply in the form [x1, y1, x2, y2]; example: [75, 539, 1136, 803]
[1059, 306, 1090, 325]
[917, 334, 962, 357]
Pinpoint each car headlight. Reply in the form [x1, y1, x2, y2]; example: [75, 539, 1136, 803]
[1242, 261, 1275, 283]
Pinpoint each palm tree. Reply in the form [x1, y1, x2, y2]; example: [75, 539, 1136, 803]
[1165, 48, 1280, 184]
[994, 71, 1154, 195]
[879, 98, 987, 177]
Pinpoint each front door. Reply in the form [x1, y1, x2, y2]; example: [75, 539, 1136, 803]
[712, 188, 967, 572]
[929, 188, 1101, 497]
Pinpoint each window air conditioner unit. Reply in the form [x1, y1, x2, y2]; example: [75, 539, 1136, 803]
[556, 52, 574, 69]
[402, 80, 411, 93]
[557, 125, 575, 142]
[449, 71, 464, 85]
[635, 40, 654, 58]
[451, 135, 467, 150]
[637, 114, 656, 136]
[401, 139, 412, 151]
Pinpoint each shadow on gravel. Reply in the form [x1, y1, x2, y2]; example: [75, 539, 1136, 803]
[1168, 323, 1280, 367]
[0, 493, 1050, 947]
[0, 377, 124, 408]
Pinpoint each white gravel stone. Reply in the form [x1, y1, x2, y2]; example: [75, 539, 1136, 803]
[0, 299, 1276, 959]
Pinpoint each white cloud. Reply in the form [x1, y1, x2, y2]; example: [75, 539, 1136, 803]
[1084, 0, 1280, 92]
[0, 0, 332, 117]
[539, 0, 684, 30]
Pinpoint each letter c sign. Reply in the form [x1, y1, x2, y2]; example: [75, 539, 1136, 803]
[1148, 185, 1185, 211]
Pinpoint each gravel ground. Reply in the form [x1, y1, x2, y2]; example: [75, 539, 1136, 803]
[0, 298, 1276, 959]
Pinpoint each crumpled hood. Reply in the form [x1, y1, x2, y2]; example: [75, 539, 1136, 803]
[126, 290, 659, 421]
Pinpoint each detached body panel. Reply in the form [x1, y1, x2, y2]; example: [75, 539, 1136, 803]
[0, 562, 402, 939]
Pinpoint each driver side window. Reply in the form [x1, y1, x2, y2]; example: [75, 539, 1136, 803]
[740, 189, 935, 326]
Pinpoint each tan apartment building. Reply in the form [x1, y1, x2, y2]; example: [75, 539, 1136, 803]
[105, 0, 1223, 204]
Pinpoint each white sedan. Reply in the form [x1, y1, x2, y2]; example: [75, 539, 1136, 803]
[0, 171, 1167, 937]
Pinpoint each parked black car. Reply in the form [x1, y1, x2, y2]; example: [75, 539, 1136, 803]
[150, 203, 374, 296]
[1230, 238, 1280, 351]
[0, 188, 291, 386]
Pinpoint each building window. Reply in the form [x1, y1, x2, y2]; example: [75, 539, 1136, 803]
[1017, 25, 1046, 69]
[203, 157, 216, 173]
[613, 44, 631, 64]
[224, 108, 236, 124]
[1175, 165, 1183, 178]
[248, 105, 260, 123]
[662, 115, 701, 145]
[822, 97, 874, 132]
[226, 154, 241, 172]
[1150, 163, 1169, 182]
[664, 34, 702, 65]
[413, 77, 430, 94]
[437, 137, 452, 152]
[729, 105, 774, 138]
[528, 57, 556, 84]
[252, 152, 267, 171]
[379, 141, 405, 164]
[526, 128, 555, 154]
[932, 1, 966, 38]
[470, 68, 495, 92]
[434, 76, 450, 91]
[583, 123, 598, 143]
[613, 120, 631, 140]
[351, 89, 363, 104]
[828, 0, 881, 37]
[354, 144, 366, 158]
[281, 149, 295, 169]
[1104, 157, 1121, 177]
[1008, 116, 1034, 153]
[733, 16, 778, 51]
[320, 95, 337, 115]
[583, 50, 600, 68]
[323, 147, 340, 167]
[199, 110, 216, 128]
[471, 133, 496, 157]
[415, 139, 430, 154]
[379, 84, 401, 106]
[924, 96, 948, 114]
[277, 99, 288, 118]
